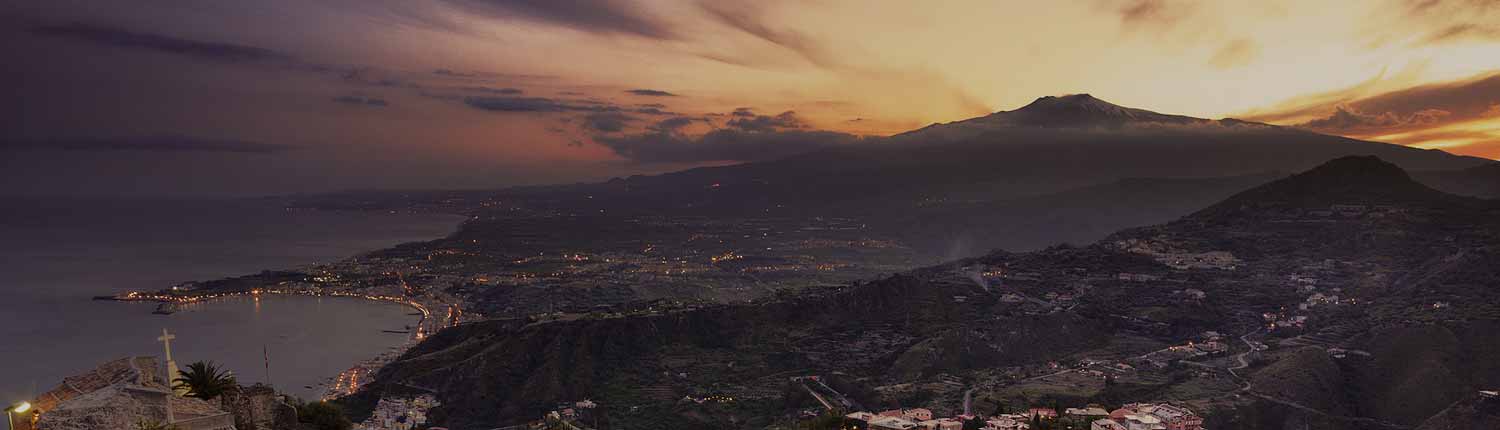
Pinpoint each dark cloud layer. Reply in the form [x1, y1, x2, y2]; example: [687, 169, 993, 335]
[459, 92, 677, 118]
[433, 69, 486, 78]
[626, 89, 678, 97]
[463, 95, 620, 112]
[468, 86, 525, 95]
[333, 95, 390, 107]
[649, 116, 701, 132]
[1300, 106, 1449, 131]
[440, 0, 675, 39]
[1246, 70, 1500, 158]
[3, 136, 293, 153]
[726, 111, 807, 132]
[582, 112, 635, 132]
[30, 23, 290, 63]
[596, 128, 863, 163]
[1287, 71, 1500, 134]
[634, 107, 674, 115]
[588, 106, 863, 163]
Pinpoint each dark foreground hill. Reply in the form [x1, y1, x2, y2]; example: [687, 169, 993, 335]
[1413, 163, 1500, 199]
[1416, 393, 1500, 430]
[343, 156, 1500, 429]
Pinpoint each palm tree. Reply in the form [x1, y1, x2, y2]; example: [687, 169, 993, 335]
[172, 361, 237, 400]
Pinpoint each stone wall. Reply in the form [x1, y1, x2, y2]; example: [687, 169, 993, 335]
[219, 384, 299, 430]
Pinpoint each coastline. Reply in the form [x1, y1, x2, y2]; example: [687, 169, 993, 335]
[84, 207, 470, 400]
[96, 289, 435, 341]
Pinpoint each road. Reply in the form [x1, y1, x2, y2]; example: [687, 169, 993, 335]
[812, 378, 858, 410]
[1223, 328, 1411, 430]
[1221, 327, 1261, 392]
[1245, 391, 1411, 430]
[802, 383, 835, 410]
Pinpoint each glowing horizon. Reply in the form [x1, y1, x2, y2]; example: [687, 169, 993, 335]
[4, 0, 1499, 195]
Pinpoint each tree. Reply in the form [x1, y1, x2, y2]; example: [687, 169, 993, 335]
[962, 416, 986, 430]
[799, 414, 846, 430]
[135, 419, 179, 430]
[172, 361, 237, 400]
[992, 400, 1008, 416]
[296, 401, 353, 430]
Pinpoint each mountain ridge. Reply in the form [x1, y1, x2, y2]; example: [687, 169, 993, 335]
[343, 156, 1500, 429]
[1003, 93, 1209, 126]
[894, 93, 1274, 141]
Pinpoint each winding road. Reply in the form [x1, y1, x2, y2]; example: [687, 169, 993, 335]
[1223, 328, 1411, 429]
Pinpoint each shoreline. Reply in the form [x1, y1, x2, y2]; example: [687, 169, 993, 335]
[95, 289, 434, 340]
[98, 289, 440, 399]
[87, 208, 470, 400]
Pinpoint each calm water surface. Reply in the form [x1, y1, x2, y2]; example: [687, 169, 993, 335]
[0, 197, 464, 401]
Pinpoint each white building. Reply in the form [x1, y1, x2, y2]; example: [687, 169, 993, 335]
[869, 416, 919, 430]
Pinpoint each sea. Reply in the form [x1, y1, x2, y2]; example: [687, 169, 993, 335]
[0, 197, 465, 402]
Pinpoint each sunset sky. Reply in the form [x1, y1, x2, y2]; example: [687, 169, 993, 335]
[5, 0, 1500, 195]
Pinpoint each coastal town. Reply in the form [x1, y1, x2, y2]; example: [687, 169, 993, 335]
[840, 401, 1203, 430]
[22, 166, 1500, 430]
[15, 0, 1500, 427]
[87, 207, 928, 402]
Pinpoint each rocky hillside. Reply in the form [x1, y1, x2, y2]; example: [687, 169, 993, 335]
[346, 156, 1500, 429]
[345, 264, 1115, 428]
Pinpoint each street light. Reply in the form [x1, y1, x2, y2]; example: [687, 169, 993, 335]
[5, 402, 31, 430]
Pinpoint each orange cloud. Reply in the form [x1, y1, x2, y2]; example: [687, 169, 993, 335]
[1244, 70, 1500, 160]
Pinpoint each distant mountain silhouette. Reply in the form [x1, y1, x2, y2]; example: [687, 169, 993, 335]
[894, 93, 1253, 141]
[1413, 163, 1500, 199]
[1005, 93, 1206, 125]
[427, 95, 1493, 258]
[1195, 156, 1466, 219]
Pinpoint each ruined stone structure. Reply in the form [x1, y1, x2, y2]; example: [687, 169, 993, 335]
[217, 384, 299, 430]
[31, 356, 236, 430]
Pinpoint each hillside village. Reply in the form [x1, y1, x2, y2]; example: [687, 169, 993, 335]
[330, 157, 1500, 430]
[31, 157, 1500, 430]
[841, 401, 1203, 430]
[13, 0, 1500, 426]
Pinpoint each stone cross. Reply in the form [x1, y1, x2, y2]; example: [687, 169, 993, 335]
[157, 329, 176, 363]
[158, 328, 186, 397]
